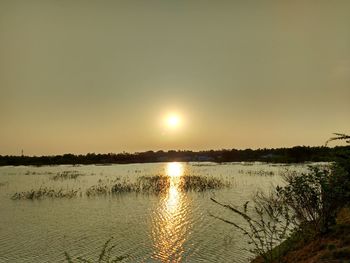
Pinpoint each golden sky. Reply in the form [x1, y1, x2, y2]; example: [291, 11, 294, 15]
[1, 0, 349, 155]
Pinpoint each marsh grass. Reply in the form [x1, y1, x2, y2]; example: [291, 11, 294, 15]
[179, 175, 229, 191]
[25, 171, 54, 175]
[12, 174, 230, 199]
[85, 174, 230, 197]
[134, 175, 170, 194]
[52, 171, 83, 181]
[11, 187, 80, 200]
[86, 184, 110, 196]
[238, 169, 275, 176]
[0, 181, 8, 187]
[64, 237, 128, 263]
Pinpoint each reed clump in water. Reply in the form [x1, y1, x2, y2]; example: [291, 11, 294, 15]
[0, 181, 8, 187]
[238, 169, 275, 176]
[13, 174, 230, 199]
[85, 174, 229, 196]
[135, 175, 170, 194]
[86, 184, 110, 196]
[85, 176, 171, 196]
[51, 171, 82, 180]
[111, 181, 139, 194]
[25, 171, 54, 175]
[11, 187, 80, 200]
[178, 175, 229, 192]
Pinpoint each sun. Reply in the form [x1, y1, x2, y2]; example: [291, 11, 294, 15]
[166, 114, 181, 129]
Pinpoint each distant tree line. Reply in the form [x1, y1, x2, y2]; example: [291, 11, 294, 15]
[0, 146, 349, 166]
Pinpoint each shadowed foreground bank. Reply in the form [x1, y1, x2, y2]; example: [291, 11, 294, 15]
[210, 135, 350, 263]
[252, 208, 350, 263]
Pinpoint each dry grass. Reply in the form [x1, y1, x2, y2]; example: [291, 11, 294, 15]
[252, 208, 350, 263]
[336, 207, 350, 225]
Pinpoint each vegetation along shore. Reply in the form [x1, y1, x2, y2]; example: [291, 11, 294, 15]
[1, 146, 349, 166]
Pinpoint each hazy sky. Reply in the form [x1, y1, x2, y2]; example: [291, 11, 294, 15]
[1, 0, 349, 155]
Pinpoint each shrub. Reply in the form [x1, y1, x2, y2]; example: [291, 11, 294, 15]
[276, 166, 334, 233]
[212, 133, 350, 262]
[211, 191, 296, 262]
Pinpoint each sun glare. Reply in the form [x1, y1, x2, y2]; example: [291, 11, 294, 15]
[166, 162, 183, 177]
[166, 114, 181, 129]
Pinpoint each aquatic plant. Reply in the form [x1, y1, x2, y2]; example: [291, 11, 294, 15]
[12, 174, 230, 199]
[51, 171, 82, 180]
[11, 187, 80, 200]
[24, 171, 54, 175]
[64, 237, 128, 263]
[86, 184, 110, 197]
[85, 174, 230, 197]
[179, 175, 229, 192]
[111, 181, 139, 194]
[238, 169, 275, 176]
[135, 175, 170, 194]
[0, 181, 8, 187]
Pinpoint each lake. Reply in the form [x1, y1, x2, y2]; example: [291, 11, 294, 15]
[0, 162, 309, 262]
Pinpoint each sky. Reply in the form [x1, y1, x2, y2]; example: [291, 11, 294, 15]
[0, 0, 350, 155]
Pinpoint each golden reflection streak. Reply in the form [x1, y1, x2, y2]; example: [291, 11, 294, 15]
[151, 162, 190, 262]
[167, 162, 183, 177]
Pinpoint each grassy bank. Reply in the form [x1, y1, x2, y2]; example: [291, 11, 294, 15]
[212, 134, 350, 263]
[252, 207, 350, 263]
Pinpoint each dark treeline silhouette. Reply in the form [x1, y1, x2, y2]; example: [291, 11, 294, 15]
[0, 146, 349, 166]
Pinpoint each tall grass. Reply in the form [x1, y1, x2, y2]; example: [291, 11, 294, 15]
[179, 175, 229, 191]
[85, 175, 230, 197]
[51, 171, 82, 180]
[0, 181, 8, 187]
[11, 187, 80, 200]
[238, 169, 275, 176]
[12, 174, 230, 199]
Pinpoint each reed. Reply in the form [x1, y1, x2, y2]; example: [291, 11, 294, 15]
[179, 175, 229, 191]
[135, 175, 170, 194]
[51, 171, 82, 180]
[11, 187, 80, 200]
[24, 171, 54, 175]
[12, 174, 230, 199]
[238, 169, 275, 176]
[111, 181, 139, 194]
[0, 181, 8, 187]
[85, 174, 229, 197]
[86, 184, 110, 196]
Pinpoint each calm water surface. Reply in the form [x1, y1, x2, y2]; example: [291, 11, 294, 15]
[0, 162, 309, 262]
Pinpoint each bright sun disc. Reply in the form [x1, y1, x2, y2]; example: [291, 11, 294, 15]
[166, 115, 180, 128]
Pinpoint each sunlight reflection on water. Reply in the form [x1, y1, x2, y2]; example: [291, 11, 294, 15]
[151, 162, 191, 262]
[0, 162, 307, 262]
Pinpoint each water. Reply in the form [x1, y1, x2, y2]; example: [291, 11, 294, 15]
[0, 162, 309, 262]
